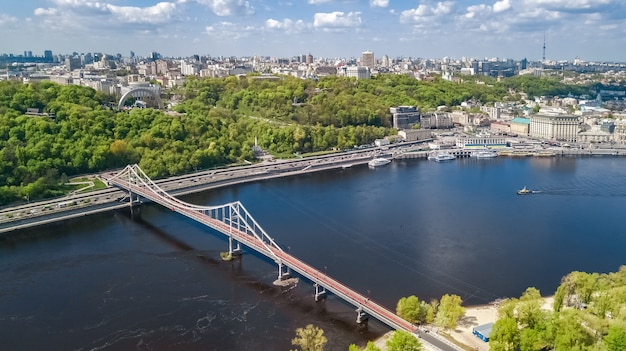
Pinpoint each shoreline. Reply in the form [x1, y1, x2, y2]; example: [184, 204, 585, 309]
[373, 296, 555, 351]
[448, 295, 555, 351]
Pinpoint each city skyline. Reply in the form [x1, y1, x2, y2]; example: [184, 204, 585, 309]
[2, 0, 626, 62]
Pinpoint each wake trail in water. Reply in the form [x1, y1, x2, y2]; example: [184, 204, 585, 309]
[531, 175, 626, 197]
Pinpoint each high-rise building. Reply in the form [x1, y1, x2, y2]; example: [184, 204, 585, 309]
[361, 50, 374, 70]
[381, 55, 390, 68]
[65, 56, 81, 71]
[44, 50, 53, 62]
[306, 53, 313, 65]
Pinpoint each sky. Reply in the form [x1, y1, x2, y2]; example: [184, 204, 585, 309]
[1, 0, 626, 62]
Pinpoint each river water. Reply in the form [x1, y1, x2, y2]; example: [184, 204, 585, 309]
[2, 156, 626, 351]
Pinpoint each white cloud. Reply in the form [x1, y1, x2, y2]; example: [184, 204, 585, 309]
[0, 13, 18, 26]
[107, 2, 179, 24]
[522, 0, 612, 11]
[400, 1, 454, 23]
[313, 11, 362, 29]
[205, 21, 257, 39]
[308, 0, 333, 4]
[195, 0, 253, 16]
[465, 4, 491, 19]
[35, 1, 183, 26]
[265, 18, 307, 32]
[34, 8, 59, 16]
[370, 0, 389, 8]
[493, 0, 512, 13]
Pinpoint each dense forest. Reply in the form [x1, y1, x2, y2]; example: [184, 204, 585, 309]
[0, 74, 594, 205]
[489, 266, 626, 351]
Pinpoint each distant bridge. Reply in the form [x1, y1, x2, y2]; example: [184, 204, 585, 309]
[106, 164, 418, 333]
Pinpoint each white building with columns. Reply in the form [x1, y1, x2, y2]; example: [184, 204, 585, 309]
[529, 114, 580, 142]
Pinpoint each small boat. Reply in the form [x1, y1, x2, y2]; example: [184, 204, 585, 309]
[428, 152, 456, 162]
[473, 150, 498, 158]
[517, 186, 533, 195]
[341, 164, 354, 169]
[368, 158, 391, 167]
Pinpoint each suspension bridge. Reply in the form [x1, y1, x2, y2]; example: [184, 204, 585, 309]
[106, 164, 418, 334]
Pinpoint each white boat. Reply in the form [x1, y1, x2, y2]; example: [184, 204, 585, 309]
[368, 158, 391, 167]
[428, 152, 456, 162]
[474, 150, 498, 158]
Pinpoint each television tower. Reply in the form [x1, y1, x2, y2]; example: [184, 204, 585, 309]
[542, 34, 546, 62]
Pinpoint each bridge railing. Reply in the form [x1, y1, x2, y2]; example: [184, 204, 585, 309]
[107, 165, 284, 260]
[107, 164, 425, 340]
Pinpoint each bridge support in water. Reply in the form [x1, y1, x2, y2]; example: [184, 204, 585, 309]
[277, 260, 291, 280]
[228, 237, 242, 257]
[356, 306, 369, 324]
[314, 283, 326, 301]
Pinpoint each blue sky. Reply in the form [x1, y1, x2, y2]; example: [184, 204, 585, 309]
[2, 0, 625, 61]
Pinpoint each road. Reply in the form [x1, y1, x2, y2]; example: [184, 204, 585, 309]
[0, 141, 430, 234]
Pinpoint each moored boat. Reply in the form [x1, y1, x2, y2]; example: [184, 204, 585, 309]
[368, 158, 391, 167]
[474, 150, 498, 158]
[428, 152, 456, 162]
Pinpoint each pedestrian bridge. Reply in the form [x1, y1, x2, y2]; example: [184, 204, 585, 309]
[106, 164, 417, 333]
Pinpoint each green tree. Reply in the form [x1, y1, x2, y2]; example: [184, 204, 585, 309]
[385, 330, 422, 351]
[604, 324, 626, 351]
[347, 341, 381, 351]
[517, 287, 545, 329]
[291, 324, 327, 351]
[489, 317, 521, 351]
[434, 294, 465, 330]
[397, 295, 421, 324]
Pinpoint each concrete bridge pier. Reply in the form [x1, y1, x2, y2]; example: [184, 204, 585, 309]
[356, 306, 369, 325]
[127, 191, 142, 218]
[277, 261, 291, 280]
[314, 283, 326, 301]
[228, 237, 242, 257]
[273, 261, 298, 286]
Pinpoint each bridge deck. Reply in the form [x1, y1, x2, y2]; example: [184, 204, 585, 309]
[110, 172, 417, 334]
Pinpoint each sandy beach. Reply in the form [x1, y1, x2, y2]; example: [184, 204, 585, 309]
[372, 296, 554, 351]
[450, 296, 554, 351]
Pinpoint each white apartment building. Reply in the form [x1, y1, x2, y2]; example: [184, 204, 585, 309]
[529, 114, 580, 142]
[180, 60, 199, 76]
[345, 66, 370, 80]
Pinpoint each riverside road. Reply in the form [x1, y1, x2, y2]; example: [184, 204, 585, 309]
[1, 139, 623, 234]
[0, 143, 421, 234]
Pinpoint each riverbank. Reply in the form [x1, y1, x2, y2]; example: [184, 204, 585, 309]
[372, 296, 554, 351]
[451, 296, 554, 351]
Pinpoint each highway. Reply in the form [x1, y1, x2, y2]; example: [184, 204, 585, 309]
[0, 142, 428, 234]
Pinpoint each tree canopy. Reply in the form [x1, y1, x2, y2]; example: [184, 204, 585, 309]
[291, 324, 327, 351]
[385, 330, 423, 351]
[0, 74, 599, 206]
[489, 266, 626, 351]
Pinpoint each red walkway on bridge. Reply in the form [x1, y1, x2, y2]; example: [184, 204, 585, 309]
[107, 165, 417, 334]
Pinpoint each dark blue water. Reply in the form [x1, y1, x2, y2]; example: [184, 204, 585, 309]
[1, 156, 626, 350]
